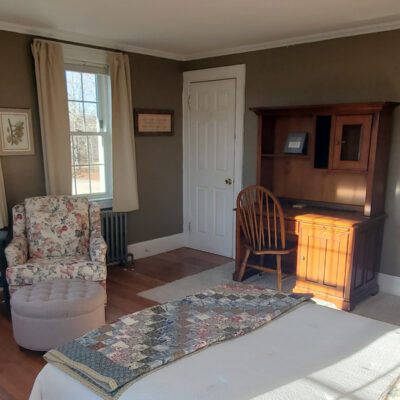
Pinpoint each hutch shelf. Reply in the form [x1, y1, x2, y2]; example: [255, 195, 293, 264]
[234, 102, 397, 310]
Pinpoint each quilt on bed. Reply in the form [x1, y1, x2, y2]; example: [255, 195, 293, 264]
[44, 283, 310, 400]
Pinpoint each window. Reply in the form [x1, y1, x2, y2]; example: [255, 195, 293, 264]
[65, 70, 112, 206]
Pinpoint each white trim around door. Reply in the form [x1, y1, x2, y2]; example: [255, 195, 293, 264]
[182, 64, 246, 258]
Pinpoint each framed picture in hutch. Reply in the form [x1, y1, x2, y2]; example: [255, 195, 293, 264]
[0, 108, 35, 155]
[134, 109, 174, 136]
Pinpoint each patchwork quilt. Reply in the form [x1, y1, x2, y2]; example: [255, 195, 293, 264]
[44, 284, 311, 400]
[381, 375, 400, 399]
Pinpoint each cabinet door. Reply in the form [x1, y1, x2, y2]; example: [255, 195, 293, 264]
[297, 224, 350, 297]
[332, 115, 372, 171]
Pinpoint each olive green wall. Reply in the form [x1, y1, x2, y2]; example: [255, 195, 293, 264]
[0, 31, 46, 210]
[128, 53, 182, 243]
[184, 30, 400, 277]
[2, 27, 400, 277]
[0, 30, 183, 244]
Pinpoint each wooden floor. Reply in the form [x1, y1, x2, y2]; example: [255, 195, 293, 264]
[0, 247, 232, 400]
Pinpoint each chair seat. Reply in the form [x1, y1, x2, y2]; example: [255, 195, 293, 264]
[6, 255, 107, 286]
[245, 242, 297, 255]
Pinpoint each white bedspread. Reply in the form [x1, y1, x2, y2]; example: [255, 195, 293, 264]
[30, 303, 400, 400]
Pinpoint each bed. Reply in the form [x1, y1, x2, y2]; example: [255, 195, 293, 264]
[30, 303, 400, 400]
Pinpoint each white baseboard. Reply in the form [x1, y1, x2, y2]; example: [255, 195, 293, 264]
[128, 233, 184, 260]
[378, 273, 400, 296]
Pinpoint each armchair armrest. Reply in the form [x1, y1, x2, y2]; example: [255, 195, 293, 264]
[5, 236, 28, 267]
[90, 236, 107, 264]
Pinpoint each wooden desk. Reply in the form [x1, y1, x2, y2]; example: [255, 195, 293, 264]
[234, 205, 385, 311]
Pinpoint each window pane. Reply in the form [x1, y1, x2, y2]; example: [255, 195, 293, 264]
[75, 166, 90, 194]
[90, 165, 106, 193]
[89, 135, 104, 164]
[72, 135, 89, 165]
[68, 101, 84, 132]
[66, 68, 112, 200]
[84, 102, 99, 132]
[82, 73, 97, 102]
[340, 124, 362, 161]
[66, 71, 82, 101]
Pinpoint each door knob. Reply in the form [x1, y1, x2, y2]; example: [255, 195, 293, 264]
[225, 178, 233, 185]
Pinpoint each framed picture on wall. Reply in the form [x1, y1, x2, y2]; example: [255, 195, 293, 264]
[0, 108, 35, 156]
[134, 109, 174, 136]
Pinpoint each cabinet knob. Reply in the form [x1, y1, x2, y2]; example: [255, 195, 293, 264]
[301, 255, 306, 261]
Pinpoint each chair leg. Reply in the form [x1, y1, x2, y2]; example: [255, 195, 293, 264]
[276, 255, 282, 291]
[237, 248, 251, 282]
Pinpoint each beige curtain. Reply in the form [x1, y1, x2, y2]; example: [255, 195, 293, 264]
[32, 39, 71, 195]
[108, 52, 139, 212]
[0, 160, 8, 229]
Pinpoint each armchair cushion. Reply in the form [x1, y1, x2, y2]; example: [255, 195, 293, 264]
[27, 210, 89, 258]
[6, 255, 107, 287]
[5, 236, 28, 267]
[25, 196, 91, 259]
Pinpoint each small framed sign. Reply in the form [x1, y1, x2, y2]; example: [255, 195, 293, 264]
[284, 132, 308, 154]
[134, 109, 174, 136]
[0, 108, 35, 156]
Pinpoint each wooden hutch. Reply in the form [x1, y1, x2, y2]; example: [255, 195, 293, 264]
[234, 102, 397, 311]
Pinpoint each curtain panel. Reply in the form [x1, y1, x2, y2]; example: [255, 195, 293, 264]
[32, 39, 72, 195]
[108, 52, 139, 212]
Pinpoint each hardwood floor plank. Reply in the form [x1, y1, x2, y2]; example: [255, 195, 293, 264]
[0, 247, 231, 399]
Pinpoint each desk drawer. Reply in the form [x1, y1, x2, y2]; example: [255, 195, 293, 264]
[297, 223, 350, 297]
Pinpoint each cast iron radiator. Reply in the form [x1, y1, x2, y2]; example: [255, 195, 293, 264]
[100, 210, 134, 267]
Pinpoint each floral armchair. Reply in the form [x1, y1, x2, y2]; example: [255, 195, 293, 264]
[5, 196, 107, 296]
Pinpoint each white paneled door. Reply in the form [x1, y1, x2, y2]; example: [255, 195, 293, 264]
[187, 79, 236, 257]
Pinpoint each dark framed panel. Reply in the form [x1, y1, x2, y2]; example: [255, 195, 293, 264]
[284, 132, 308, 154]
[134, 109, 174, 136]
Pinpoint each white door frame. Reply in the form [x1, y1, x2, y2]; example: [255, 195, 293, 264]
[182, 64, 246, 258]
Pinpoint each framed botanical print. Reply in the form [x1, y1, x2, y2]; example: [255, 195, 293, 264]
[0, 108, 35, 155]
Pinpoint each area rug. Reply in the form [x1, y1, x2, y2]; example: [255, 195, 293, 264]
[137, 262, 400, 326]
[44, 283, 310, 400]
[137, 261, 296, 303]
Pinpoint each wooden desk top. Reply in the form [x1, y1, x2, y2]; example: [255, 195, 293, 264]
[235, 204, 384, 228]
[281, 205, 373, 227]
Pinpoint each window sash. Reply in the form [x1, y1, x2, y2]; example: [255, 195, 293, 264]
[67, 72, 112, 202]
[71, 132, 112, 199]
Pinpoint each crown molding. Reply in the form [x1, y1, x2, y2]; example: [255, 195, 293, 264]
[1, 18, 400, 62]
[181, 18, 400, 61]
[0, 21, 185, 61]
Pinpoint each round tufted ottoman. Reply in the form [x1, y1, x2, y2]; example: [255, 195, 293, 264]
[11, 279, 106, 351]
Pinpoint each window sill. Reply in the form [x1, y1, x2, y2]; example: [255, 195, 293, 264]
[72, 194, 113, 209]
[90, 198, 113, 209]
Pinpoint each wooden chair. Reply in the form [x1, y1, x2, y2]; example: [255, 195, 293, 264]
[236, 185, 296, 290]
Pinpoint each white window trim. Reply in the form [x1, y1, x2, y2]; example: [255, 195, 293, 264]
[62, 42, 109, 72]
[62, 43, 114, 208]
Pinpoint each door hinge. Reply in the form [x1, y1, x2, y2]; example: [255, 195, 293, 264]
[188, 95, 191, 111]
[188, 221, 191, 232]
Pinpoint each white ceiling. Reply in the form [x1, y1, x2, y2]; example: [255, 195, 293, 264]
[1, 0, 400, 60]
